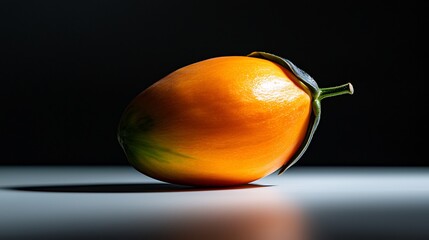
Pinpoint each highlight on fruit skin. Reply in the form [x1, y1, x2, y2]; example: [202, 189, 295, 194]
[117, 51, 354, 186]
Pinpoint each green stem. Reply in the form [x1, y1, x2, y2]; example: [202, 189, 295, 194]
[318, 83, 354, 100]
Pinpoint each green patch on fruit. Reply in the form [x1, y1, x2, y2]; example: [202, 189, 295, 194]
[118, 113, 193, 163]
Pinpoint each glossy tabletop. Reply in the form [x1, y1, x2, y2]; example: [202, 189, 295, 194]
[1, 166, 428, 240]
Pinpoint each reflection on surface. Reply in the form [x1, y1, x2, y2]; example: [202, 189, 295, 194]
[145, 191, 305, 240]
[3, 184, 310, 240]
[36, 186, 308, 240]
[127, 187, 308, 240]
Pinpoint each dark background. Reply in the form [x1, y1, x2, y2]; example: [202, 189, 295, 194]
[0, 1, 426, 166]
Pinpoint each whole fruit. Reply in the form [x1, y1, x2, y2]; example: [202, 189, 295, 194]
[118, 52, 353, 186]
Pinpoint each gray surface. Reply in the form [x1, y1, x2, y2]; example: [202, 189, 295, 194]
[1, 166, 429, 240]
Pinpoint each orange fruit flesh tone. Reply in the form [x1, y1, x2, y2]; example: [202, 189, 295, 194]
[119, 56, 312, 186]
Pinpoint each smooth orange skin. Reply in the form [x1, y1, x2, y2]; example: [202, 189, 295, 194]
[119, 56, 311, 186]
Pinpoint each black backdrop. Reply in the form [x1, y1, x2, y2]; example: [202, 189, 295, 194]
[0, 1, 426, 166]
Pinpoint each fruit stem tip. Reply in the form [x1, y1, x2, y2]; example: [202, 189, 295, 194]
[319, 83, 354, 100]
[347, 82, 354, 95]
